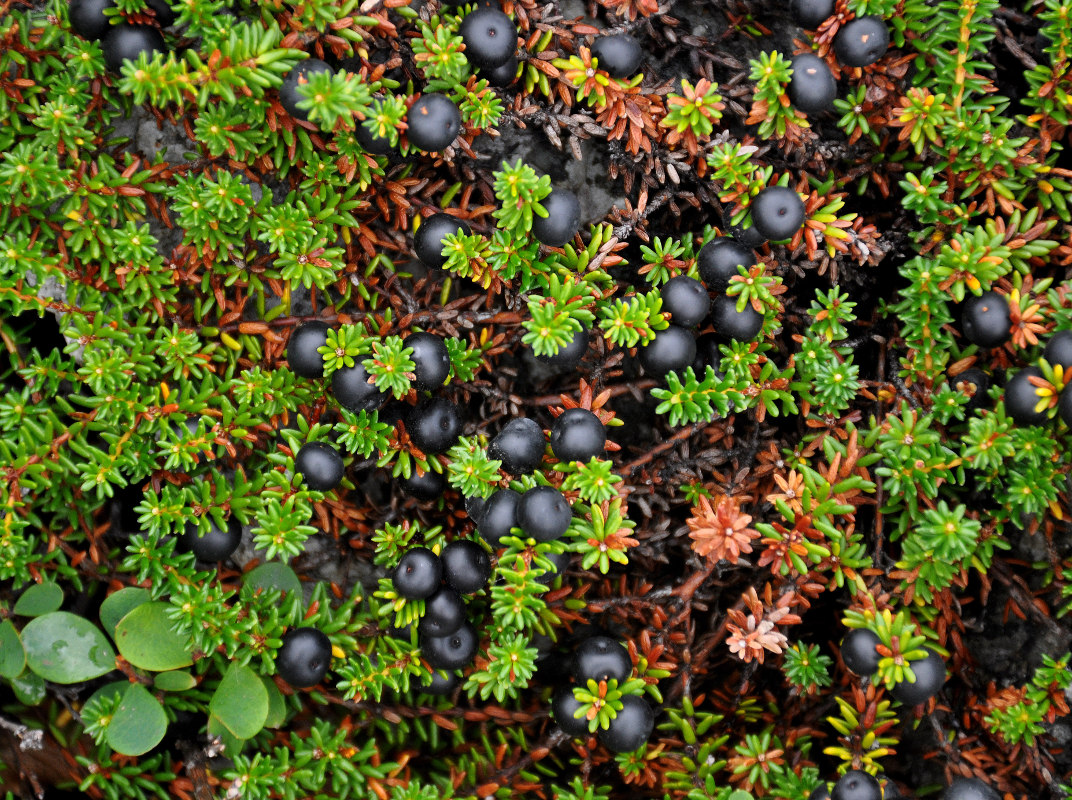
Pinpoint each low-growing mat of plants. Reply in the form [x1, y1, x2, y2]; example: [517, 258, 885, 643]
[2, 0, 1072, 797]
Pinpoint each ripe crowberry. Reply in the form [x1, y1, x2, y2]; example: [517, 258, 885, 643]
[419, 670, 460, 696]
[1060, 386, 1072, 427]
[404, 332, 451, 391]
[550, 407, 606, 464]
[488, 417, 546, 474]
[414, 213, 471, 269]
[722, 205, 767, 248]
[697, 238, 754, 292]
[944, 778, 1000, 800]
[440, 540, 492, 594]
[478, 488, 521, 545]
[639, 325, 697, 377]
[789, 53, 837, 113]
[810, 785, 832, 800]
[392, 547, 442, 600]
[356, 117, 394, 155]
[406, 397, 462, 454]
[711, 294, 764, 341]
[1043, 330, 1072, 369]
[840, 628, 881, 675]
[181, 518, 242, 562]
[406, 94, 462, 152]
[459, 7, 517, 70]
[890, 647, 945, 706]
[421, 622, 478, 670]
[517, 486, 572, 542]
[536, 326, 589, 368]
[590, 33, 643, 77]
[532, 188, 582, 247]
[399, 468, 446, 501]
[552, 685, 591, 737]
[959, 290, 1011, 347]
[295, 441, 344, 491]
[573, 635, 632, 683]
[418, 587, 467, 637]
[1004, 366, 1048, 426]
[951, 368, 991, 413]
[834, 16, 889, 67]
[278, 59, 334, 121]
[287, 320, 330, 379]
[332, 362, 385, 413]
[102, 24, 165, 72]
[482, 54, 519, 86]
[598, 694, 654, 753]
[661, 275, 711, 327]
[831, 771, 882, 800]
[69, 0, 115, 40]
[791, 0, 834, 28]
[276, 628, 332, 688]
[750, 186, 805, 241]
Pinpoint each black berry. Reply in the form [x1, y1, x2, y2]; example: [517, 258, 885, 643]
[481, 54, 518, 86]
[890, 647, 945, 706]
[418, 586, 466, 637]
[295, 441, 344, 491]
[789, 53, 837, 113]
[573, 635, 632, 683]
[276, 628, 332, 688]
[661, 276, 710, 327]
[1060, 386, 1072, 427]
[960, 290, 1010, 347]
[459, 7, 517, 70]
[722, 205, 768, 248]
[711, 294, 764, 341]
[951, 368, 991, 413]
[102, 24, 165, 73]
[550, 408, 605, 464]
[944, 778, 1000, 800]
[488, 417, 546, 474]
[693, 334, 725, 377]
[332, 362, 385, 413]
[552, 685, 590, 737]
[419, 669, 460, 696]
[834, 16, 890, 68]
[478, 488, 521, 545]
[356, 117, 394, 155]
[400, 468, 447, 501]
[414, 213, 471, 269]
[278, 59, 334, 121]
[697, 238, 754, 292]
[517, 486, 572, 542]
[1004, 366, 1048, 426]
[143, 0, 175, 26]
[421, 621, 478, 670]
[831, 771, 882, 800]
[810, 785, 832, 800]
[404, 332, 451, 391]
[440, 540, 492, 594]
[69, 0, 114, 40]
[791, 0, 834, 27]
[181, 518, 242, 562]
[841, 628, 881, 676]
[406, 397, 462, 454]
[287, 321, 330, 379]
[537, 550, 572, 584]
[1043, 330, 1072, 369]
[465, 493, 487, 522]
[532, 189, 582, 247]
[406, 94, 462, 152]
[750, 186, 806, 242]
[639, 325, 697, 377]
[537, 326, 589, 368]
[590, 33, 643, 78]
[597, 694, 653, 753]
[392, 547, 442, 600]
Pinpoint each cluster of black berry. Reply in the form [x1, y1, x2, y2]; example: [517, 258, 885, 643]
[812, 771, 1001, 800]
[841, 629, 946, 706]
[69, 0, 172, 71]
[550, 635, 655, 753]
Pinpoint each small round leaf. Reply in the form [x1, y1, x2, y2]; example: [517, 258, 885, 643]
[261, 676, 286, 729]
[100, 587, 151, 638]
[11, 670, 46, 705]
[106, 683, 167, 756]
[243, 562, 302, 596]
[114, 602, 192, 672]
[155, 670, 197, 692]
[210, 662, 268, 740]
[21, 612, 116, 684]
[14, 583, 64, 617]
[0, 619, 26, 679]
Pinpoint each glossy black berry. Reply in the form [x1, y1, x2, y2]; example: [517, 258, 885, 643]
[789, 53, 837, 113]
[598, 694, 654, 753]
[532, 189, 582, 247]
[459, 7, 517, 70]
[276, 628, 332, 688]
[944, 778, 1000, 800]
[144, 0, 176, 27]
[831, 771, 882, 800]
[573, 635, 632, 683]
[550, 408, 605, 464]
[182, 518, 242, 562]
[590, 33, 643, 78]
[552, 685, 590, 737]
[406, 94, 462, 152]
[791, 0, 834, 27]
[1060, 386, 1072, 427]
[810, 784, 832, 800]
[697, 238, 754, 292]
[722, 205, 768, 248]
[295, 441, 344, 491]
[537, 550, 572, 584]
[890, 647, 945, 706]
[332, 362, 385, 413]
[489, 417, 546, 474]
[1043, 330, 1072, 369]
[406, 397, 462, 454]
[400, 468, 446, 501]
[441, 540, 492, 594]
[287, 321, 330, 379]
[278, 59, 333, 121]
[414, 213, 471, 270]
[69, 0, 114, 40]
[356, 117, 394, 155]
[404, 332, 451, 391]
[960, 290, 1010, 347]
[421, 621, 477, 670]
[419, 669, 460, 696]
[481, 54, 518, 86]
[693, 334, 725, 378]
[712, 294, 764, 341]
[661, 276, 710, 327]
[639, 325, 697, 377]
[465, 493, 487, 522]
[834, 16, 889, 67]
[392, 547, 442, 600]
[102, 24, 165, 72]
[517, 486, 572, 542]
[478, 488, 521, 545]
[418, 586, 466, 637]
[1004, 366, 1048, 426]
[750, 186, 806, 242]
[537, 326, 589, 368]
[840, 628, 881, 676]
[951, 368, 991, 413]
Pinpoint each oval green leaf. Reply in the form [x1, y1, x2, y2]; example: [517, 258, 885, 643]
[14, 582, 64, 617]
[206, 714, 246, 758]
[243, 562, 302, 596]
[209, 662, 268, 740]
[155, 670, 196, 692]
[100, 587, 150, 638]
[114, 602, 192, 672]
[261, 676, 286, 729]
[11, 670, 46, 705]
[0, 619, 26, 679]
[106, 684, 167, 756]
[21, 612, 115, 684]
